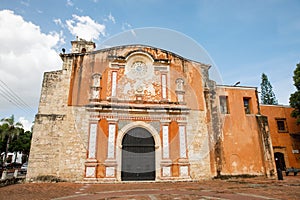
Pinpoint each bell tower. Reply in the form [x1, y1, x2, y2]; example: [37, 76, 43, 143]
[71, 37, 95, 53]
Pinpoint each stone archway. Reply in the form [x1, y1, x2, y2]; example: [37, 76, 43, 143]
[121, 127, 155, 181]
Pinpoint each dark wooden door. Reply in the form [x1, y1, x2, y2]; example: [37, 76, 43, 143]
[121, 128, 155, 181]
[274, 152, 286, 170]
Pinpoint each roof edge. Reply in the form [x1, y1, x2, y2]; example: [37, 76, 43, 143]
[89, 44, 211, 68]
[217, 84, 257, 90]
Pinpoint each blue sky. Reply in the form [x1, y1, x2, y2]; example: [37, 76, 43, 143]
[0, 0, 299, 130]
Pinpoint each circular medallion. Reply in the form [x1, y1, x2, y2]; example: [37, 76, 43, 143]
[131, 61, 147, 77]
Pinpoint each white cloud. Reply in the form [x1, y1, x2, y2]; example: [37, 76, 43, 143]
[0, 10, 62, 118]
[75, 7, 83, 13]
[122, 22, 132, 31]
[18, 117, 33, 131]
[54, 18, 64, 28]
[121, 22, 136, 36]
[66, 14, 106, 41]
[66, 0, 74, 7]
[20, 1, 30, 7]
[108, 13, 116, 24]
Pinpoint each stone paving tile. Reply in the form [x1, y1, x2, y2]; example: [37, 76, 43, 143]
[0, 176, 299, 200]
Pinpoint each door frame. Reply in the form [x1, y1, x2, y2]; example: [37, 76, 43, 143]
[116, 121, 161, 181]
[274, 152, 286, 170]
[121, 127, 155, 181]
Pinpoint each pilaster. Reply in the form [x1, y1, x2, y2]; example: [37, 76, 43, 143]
[160, 120, 172, 178]
[178, 120, 190, 179]
[104, 118, 118, 180]
[85, 119, 98, 180]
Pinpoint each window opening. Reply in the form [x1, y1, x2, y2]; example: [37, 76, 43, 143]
[276, 118, 288, 132]
[219, 96, 229, 114]
[243, 97, 251, 114]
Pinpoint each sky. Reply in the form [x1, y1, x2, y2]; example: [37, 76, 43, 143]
[0, 0, 299, 131]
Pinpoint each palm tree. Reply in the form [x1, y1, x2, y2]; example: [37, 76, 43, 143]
[0, 115, 23, 164]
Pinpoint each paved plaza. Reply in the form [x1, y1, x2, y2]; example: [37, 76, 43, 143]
[0, 176, 299, 200]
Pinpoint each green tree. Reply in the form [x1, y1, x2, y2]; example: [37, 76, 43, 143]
[0, 138, 5, 166]
[260, 73, 278, 105]
[9, 130, 32, 162]
[0, 115, 23, 163]
[290, 63, 300, 124]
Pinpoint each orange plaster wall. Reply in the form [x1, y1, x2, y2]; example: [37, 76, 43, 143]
[100, 69, 109, 100]
[186, 64, 205, 111]
[69, 51, 111, 106]
[168, 69, 178, 103]
[69, 55, 92, 106]
[169, 121, 179, 177]
[168, 59, 205, 111]
[68, 46, 207, 111]
[218, 87, 264, 175]
[260, 105, 300, 168]
[96, 119, 109, 178]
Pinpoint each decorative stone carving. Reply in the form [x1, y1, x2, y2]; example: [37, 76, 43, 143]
[176, 78, 184, 91]
[180, 166, 189, 177]
[88, 123, 97, 158]
[162, 125, 169, 159]
[111, 71, 117, 97]
[92, 74, 101, 86]
[90, 73, 101, 100]
[179, 125, 187, 158]
[175, 78, 185, 103]
[162, 166, 171, 177]
[162, 74, 167, 99]
[130, 61, 148, 77]
[106, 167, 115, 177]
[107, 124, 116, 158]
[86, 166, 96, 177]
[125, 54, 154, 80]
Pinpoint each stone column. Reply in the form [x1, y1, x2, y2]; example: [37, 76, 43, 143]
[85, 120, 98, 180]
[178, 121, 190, 178]
[160, 120, 172, 178]
[104, 119, 118, 179]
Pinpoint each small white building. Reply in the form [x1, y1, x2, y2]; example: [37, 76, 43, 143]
[1, 152, 23, 164]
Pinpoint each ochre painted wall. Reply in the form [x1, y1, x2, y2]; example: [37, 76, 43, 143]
[261, 105, 300, 168]
[68, 46, 206, 111]
[217, 86, 265, 175]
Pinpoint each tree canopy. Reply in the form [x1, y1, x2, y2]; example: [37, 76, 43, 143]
[9, 130, 32, 160]
[260, 73, 278, 105]
[289, 63, 300, 124]
[0, 115, 32, 164]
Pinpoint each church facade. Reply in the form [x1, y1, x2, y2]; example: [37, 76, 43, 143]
[26, 39, 275, 182]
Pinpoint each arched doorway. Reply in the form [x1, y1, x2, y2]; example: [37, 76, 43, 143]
[121, 127, 155, 181]
[274, 152, 286, 170]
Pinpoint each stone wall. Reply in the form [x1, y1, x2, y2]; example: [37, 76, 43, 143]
[27, 56, 90, 182]
[187, 110, 211, 179]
